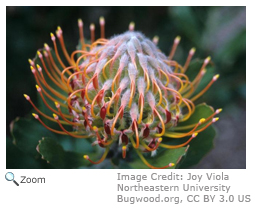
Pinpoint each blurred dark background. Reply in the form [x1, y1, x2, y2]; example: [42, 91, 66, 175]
[6, 6, 246, 168]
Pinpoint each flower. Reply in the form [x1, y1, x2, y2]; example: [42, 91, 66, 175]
[24, 17, 221, 169]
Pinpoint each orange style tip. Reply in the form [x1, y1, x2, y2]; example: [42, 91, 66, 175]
[212, 117, 219, 123]
[129, 22, 135, 31]
[190, 47, 196, 54]
[169, 163, 175, 167]
[199, 118, 206, 124]
[90, 23, 95, 30]
[53, 113, 58, 120]
[122, 146, 127, 150]
[174, 36, 181, 43]
[157, 137, 162, 143]
[32, 113, 39, 119]
[83, 155, 89, 160]
[99, 16, 105, 25]
[192, 133, 198, 138]
[213, 74, 220, 81]
[204, 56, 211, 64]
[216, 108, 223, 114]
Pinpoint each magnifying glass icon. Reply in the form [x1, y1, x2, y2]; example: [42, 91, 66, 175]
[5, 172, 19, 186]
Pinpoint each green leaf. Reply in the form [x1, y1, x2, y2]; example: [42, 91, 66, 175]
[10, 116, 99, 168]
[6, 136, 52, 169]
[178, 103, 215, 127]
[164, 103, 217, 168]
[179, 126, 215, 168]
[216, 30, 246, 61]
[10, 117, 56, 157]
[169, 6, 200, 44]
[37, 137, 93, 168]
[127, 146, 188, 169]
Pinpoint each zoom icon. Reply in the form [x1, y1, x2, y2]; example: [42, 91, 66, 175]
[5, 172, 19, 186]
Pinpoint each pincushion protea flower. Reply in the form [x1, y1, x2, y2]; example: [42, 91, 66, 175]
[24, 17, 221, 169]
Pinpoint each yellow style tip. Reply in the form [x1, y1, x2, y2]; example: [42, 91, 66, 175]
[213, 74, 220, 81]
[92, 126, 98, 131]
[32, 113, 39, 119]
[213, 117, 219, 122]
[199, 118, 206, 124]
[153, 35, 159, 40]
[191, 47, 196, 52]
[99, 16, 105, 24]
[83, 155, 89, 160]
[129, 22, 135, 31]
[90, 23, 95, 30]
[169, 163, 175, 167]
[190, 47, 196, 54]
[78, 19, 83, 27]
[174, 36, 181, 43]
[205, 56, 211, 64]
[53, 113, 58, 119]
[201, 68, 207, 75]
[152, 36, 159, 44]
[43, 50, 48, 56]
[216, 108, 223, 114]
[28, 59, 33, 64]
[192, 133, 198, 138]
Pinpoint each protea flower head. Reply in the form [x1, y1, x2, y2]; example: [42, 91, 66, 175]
[24, 17, 221, 169]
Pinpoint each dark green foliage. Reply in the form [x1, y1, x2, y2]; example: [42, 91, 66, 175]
[37, 137, 94, 168]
